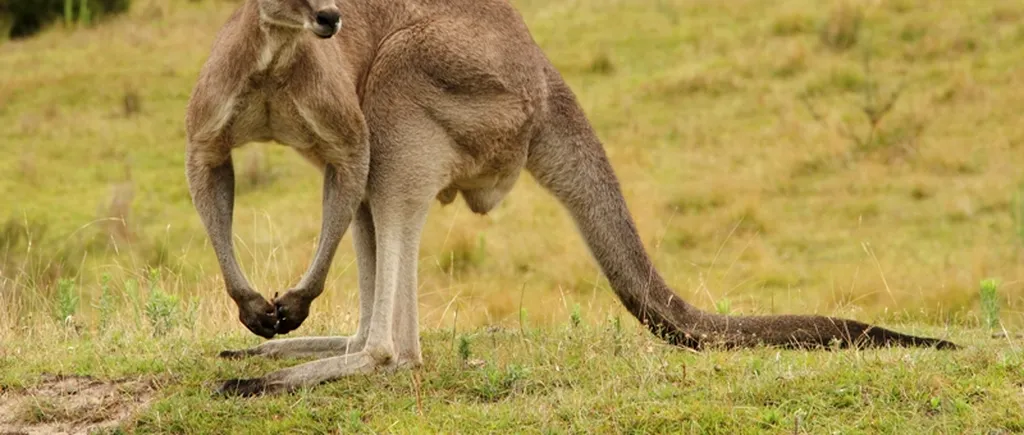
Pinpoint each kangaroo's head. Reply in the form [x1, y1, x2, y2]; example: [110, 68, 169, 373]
[257, 0, 342, 39]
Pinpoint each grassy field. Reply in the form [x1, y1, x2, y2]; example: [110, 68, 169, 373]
[3, 323, 1022, 433]
[1, 0, 1024, 432]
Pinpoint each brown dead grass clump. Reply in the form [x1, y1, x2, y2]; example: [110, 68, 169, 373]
[0, 374, 155, 435]
[821, 1, 864, 51]
[103, 180, 136, 242]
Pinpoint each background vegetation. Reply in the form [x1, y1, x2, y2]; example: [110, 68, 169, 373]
[1, 0, 1022, 432]
[0, 0, 131, 40]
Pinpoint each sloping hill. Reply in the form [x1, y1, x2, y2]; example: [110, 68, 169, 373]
[1, 0, 1022, 333]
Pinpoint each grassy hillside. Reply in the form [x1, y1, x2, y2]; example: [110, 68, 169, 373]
[1, 0, 1023, 431]
[2, 0, 1023, 332]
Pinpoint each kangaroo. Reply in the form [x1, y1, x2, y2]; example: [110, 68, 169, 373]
[185, 0, 956, 396]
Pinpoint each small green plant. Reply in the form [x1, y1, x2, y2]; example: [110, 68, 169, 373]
[93, 273, 116, 331]
[145, 287, 179, 336]
[612, 315, 622, 333]
[473, 364, 528, 402]
[758, 408, 782, 429]
[570, 303, 582, 328]
[715, 297, 732, 315]
[144, 269, 179, 336]
[457, 335, 472, 362]
[53, 278, 78, 326]
[980, 279, 1000, 329]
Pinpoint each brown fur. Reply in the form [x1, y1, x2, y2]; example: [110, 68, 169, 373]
[186, 0, 955, 396]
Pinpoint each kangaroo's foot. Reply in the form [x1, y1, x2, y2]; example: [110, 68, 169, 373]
[215, 351, 420, 397]
[218, 336, 365, 360]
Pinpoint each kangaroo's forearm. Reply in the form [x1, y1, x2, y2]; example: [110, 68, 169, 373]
[186, 154, 259, 304]
[293, 164, 361, 298]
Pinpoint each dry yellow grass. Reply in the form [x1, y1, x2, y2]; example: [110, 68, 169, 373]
[1, 0, 1023, 342]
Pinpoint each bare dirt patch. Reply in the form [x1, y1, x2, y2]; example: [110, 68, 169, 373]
[0, 374, 155, 435]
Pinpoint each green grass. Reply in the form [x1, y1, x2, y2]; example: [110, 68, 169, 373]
[2, 320, 1019, 433]
[2, 0, 1024, 431]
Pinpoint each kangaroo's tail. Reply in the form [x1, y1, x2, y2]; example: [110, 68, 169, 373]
[525, 66, 956, 350]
